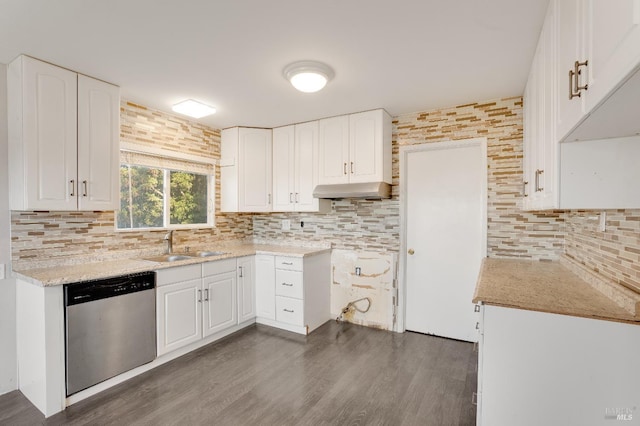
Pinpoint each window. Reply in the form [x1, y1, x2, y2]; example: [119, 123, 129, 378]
[117, 151, 214, 230]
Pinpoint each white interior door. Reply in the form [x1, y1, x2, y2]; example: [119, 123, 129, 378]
[404, 139, 486, 342]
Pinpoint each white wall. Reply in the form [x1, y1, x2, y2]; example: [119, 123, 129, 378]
[0, 62, 18, 395]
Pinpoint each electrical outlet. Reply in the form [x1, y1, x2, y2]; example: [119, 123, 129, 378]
[281, 219, 291, 231]
[598, 211, 607, 232]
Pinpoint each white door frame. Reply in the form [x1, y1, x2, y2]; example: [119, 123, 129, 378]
[396, 137, 487, 333]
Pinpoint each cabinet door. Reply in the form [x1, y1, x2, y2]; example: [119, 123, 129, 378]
[220, 127, 239, 212]
[349, 110, 385, 183]
[294, 121, 320, 211]
[238, 128, 272, 212]
[522, 73, 536, 209]
[272, 125, 295, 211]
[556, 0, 587, 140]
[318, 115, 349, 184]
[584, 0, 640, 112]
[202, 271, 237, 337]
[539, 2, 559, 210]
[255, 254, 276, 320]
[20, 56, 78, 210]
[156, 278, 202, 356]
[237, 256, 256, 323]
[77, 75, 120, 211]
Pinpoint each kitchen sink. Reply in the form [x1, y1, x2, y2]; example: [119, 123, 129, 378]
[194, 251, 228, 257]
[143, 254, 194, 263]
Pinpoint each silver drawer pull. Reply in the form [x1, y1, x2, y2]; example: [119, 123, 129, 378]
[472, 392, 478, 406]
[281, 262, 294, 265]
[282, 282, 293, 287]
[475, 322, 480, 330]
[474, 305, 480, 312]
[283, 308, 294, 313]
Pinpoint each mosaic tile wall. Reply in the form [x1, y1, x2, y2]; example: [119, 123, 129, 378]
[564, 210, 640, 293]
[254, 97, 566, 260]
[11, 101, 253, 270]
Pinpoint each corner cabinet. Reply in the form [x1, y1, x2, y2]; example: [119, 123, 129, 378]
[272, 122, 330, 212]
[8, 55, 120, 211]
[220, 127, 272, 213]
[318, 109, 392, 185]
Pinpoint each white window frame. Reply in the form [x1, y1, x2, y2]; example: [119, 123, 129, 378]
[116, 143, 217, 232]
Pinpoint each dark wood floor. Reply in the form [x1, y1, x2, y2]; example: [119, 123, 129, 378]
[0, 321, 477, 426]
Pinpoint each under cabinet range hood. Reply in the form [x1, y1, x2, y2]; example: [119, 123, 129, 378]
[313, 182, 391, 199]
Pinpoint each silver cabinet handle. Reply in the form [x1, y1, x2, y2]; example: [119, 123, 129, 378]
[70, 180, 75, 197]
[281, 282, 293, 287]
[523, 181, 528, 198]
[268, 193, 271, 204]
[289, 192, 293, 203]
[350, 162, 354, 174]
[474, 305, 480, 312]
[239, 266, 243, 278]
[198, 289, 202, 303]
[472, 392, 478, 406]
[82, 180, 88, 197]
[475, 322, 480, 330]
[281, 262, 293, 266]
[535, 169, 544, 192]
[343, 162, 347, 175]
[204, 288, 209, 302]
[569, 60, 589, 99]
[283, 308, 294, 313]
[295, 193, 299, 203]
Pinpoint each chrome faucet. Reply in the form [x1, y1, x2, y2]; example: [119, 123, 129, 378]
[163, 230, 173, 254]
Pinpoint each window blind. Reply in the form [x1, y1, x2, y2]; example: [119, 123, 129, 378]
[120, 150, 214, 175]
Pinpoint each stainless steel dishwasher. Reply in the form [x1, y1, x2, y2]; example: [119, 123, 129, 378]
[64, 271, 156, 396]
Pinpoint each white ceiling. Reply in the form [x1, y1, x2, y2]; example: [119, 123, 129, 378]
[0, 0, 549, 129]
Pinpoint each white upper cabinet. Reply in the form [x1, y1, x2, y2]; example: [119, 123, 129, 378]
[318, 109, 392, 185]
[583, 0, 640, 112]
[272, 125, 296, 211]
[273, 122, 330, 212]
[556, 0, 640, 141]
[220, 127, 272, 212]
[523, 0, 558, 211]
[8, 55, 119, 211]
[348, 110, 391, 184]
[77, 75, 120, 211]
[318, 115, 350, 185]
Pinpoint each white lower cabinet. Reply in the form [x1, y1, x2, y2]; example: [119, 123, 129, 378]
[477, 304, 640, 426]
[255, 252, 331, 335]
[237, 256, 256, 323]
[156, 257, 253, 357]
[156, 264, 202, 356]
[202, 259, 238, 337]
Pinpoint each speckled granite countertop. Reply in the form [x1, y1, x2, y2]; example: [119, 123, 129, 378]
[473, 258, 640, 325]
[14, 243, 331, 286]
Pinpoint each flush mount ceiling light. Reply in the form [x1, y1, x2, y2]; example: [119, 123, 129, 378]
[283, 61, 334, 93]
[171, 99, 216, 118]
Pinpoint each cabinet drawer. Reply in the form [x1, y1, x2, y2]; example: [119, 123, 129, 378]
[275, 269, 303, 299]
[275, 296, 304, 326]
[275, 256, 303, 271]
[202, 258, 236, 276]
[156, 264, 201, 286]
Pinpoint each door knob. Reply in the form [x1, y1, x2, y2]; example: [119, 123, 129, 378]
[408, 249, 415, 255]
